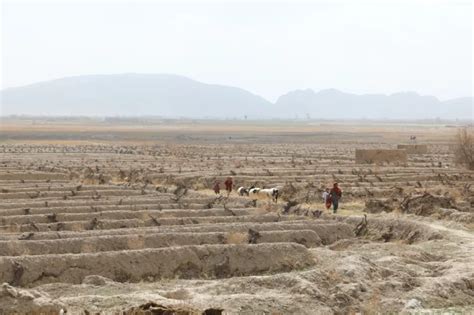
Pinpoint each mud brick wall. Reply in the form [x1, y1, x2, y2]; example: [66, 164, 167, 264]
[355, 149, 407, 164]
[397, 144, 429, 154]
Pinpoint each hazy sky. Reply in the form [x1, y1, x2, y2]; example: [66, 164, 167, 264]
[1, 0, 472, 101]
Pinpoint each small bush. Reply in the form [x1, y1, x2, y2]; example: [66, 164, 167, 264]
[454, 127, 474, 170]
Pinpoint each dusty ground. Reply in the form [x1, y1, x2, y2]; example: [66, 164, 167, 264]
[0, 119, 472, 314]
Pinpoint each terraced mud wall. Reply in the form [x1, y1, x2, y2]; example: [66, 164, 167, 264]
[0, 133, 473, 314]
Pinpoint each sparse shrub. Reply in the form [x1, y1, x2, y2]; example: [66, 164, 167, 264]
[226, 232, 248, 244]
[454, 127, 474, 170]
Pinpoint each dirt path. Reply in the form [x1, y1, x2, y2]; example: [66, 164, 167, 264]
[423, 220, 474, 241]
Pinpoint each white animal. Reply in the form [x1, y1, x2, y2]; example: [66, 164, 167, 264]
[260, 188, 280, 202]
[237, 186, 250, 196]
[248, 187, 279, 203]
[248, 187, 260, 197]
[248, 187, 260, 201]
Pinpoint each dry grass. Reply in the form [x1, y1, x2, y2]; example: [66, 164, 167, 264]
[337, 201, 366, 216]
[162, 288, 191, 300]
[298, 201, 366, 216]
[362, 290, 382, 314]
[465, 223, 474, 232]
[326, 269, 343, 283]
[261, 202, 280, 212]
[0, 119, 459, 145]
[253, 207, 272, 215]
[445, 188, 463, 202]
[226, 232, 248, 244]
[198, 189, 223, 197]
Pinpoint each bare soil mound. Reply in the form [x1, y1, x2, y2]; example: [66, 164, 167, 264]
[0, 283, 64, 314]
[342, 216, 443, 243]
[401, 193, 457, 215]
[365, 193, 474, 224]
[123, 303, 223, 315]
[364, 198, 397, 213]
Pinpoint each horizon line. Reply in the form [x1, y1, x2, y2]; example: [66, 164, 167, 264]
[1, 73, 472, 102]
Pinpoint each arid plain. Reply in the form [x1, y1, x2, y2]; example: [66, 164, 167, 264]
[0, 118, 472, 314]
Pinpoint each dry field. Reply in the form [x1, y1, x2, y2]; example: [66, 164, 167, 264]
[0, 119, 473, 314]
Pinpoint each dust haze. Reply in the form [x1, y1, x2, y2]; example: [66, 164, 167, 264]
[0, 1, 473, 314]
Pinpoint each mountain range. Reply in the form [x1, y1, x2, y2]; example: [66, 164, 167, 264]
[1, 74, 472, 120]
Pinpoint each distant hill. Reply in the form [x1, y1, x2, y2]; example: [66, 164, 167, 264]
[1, 74, 472, 120]
[0, 74, 272, 118]
[274, 89, 473, 120]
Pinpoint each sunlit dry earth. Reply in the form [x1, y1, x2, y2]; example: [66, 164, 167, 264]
[0, 119, 472, 314]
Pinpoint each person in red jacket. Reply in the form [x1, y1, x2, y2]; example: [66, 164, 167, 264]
[224, 177, 233, 196]
[330, 182, 342, 213]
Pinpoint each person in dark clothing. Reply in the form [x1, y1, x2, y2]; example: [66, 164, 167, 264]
[330, 182, 342, 213]
[213, 181, 221, 195]
[224, 177, 233, 196]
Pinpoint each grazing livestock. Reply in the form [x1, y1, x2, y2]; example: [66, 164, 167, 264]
[237, 186, 250, 196]
[249, 187, 279, 203]
[248, 187, 260, 197]
[261, 188, 280, 203]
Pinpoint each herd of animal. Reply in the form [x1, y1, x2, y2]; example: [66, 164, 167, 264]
[237, 186, 280, 203]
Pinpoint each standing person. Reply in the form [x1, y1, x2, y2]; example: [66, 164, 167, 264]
[224, 177, 233, 196]
[330, 183, 342, 213]
[213, 181, 221, 195]
[322, 188, 332, 210]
